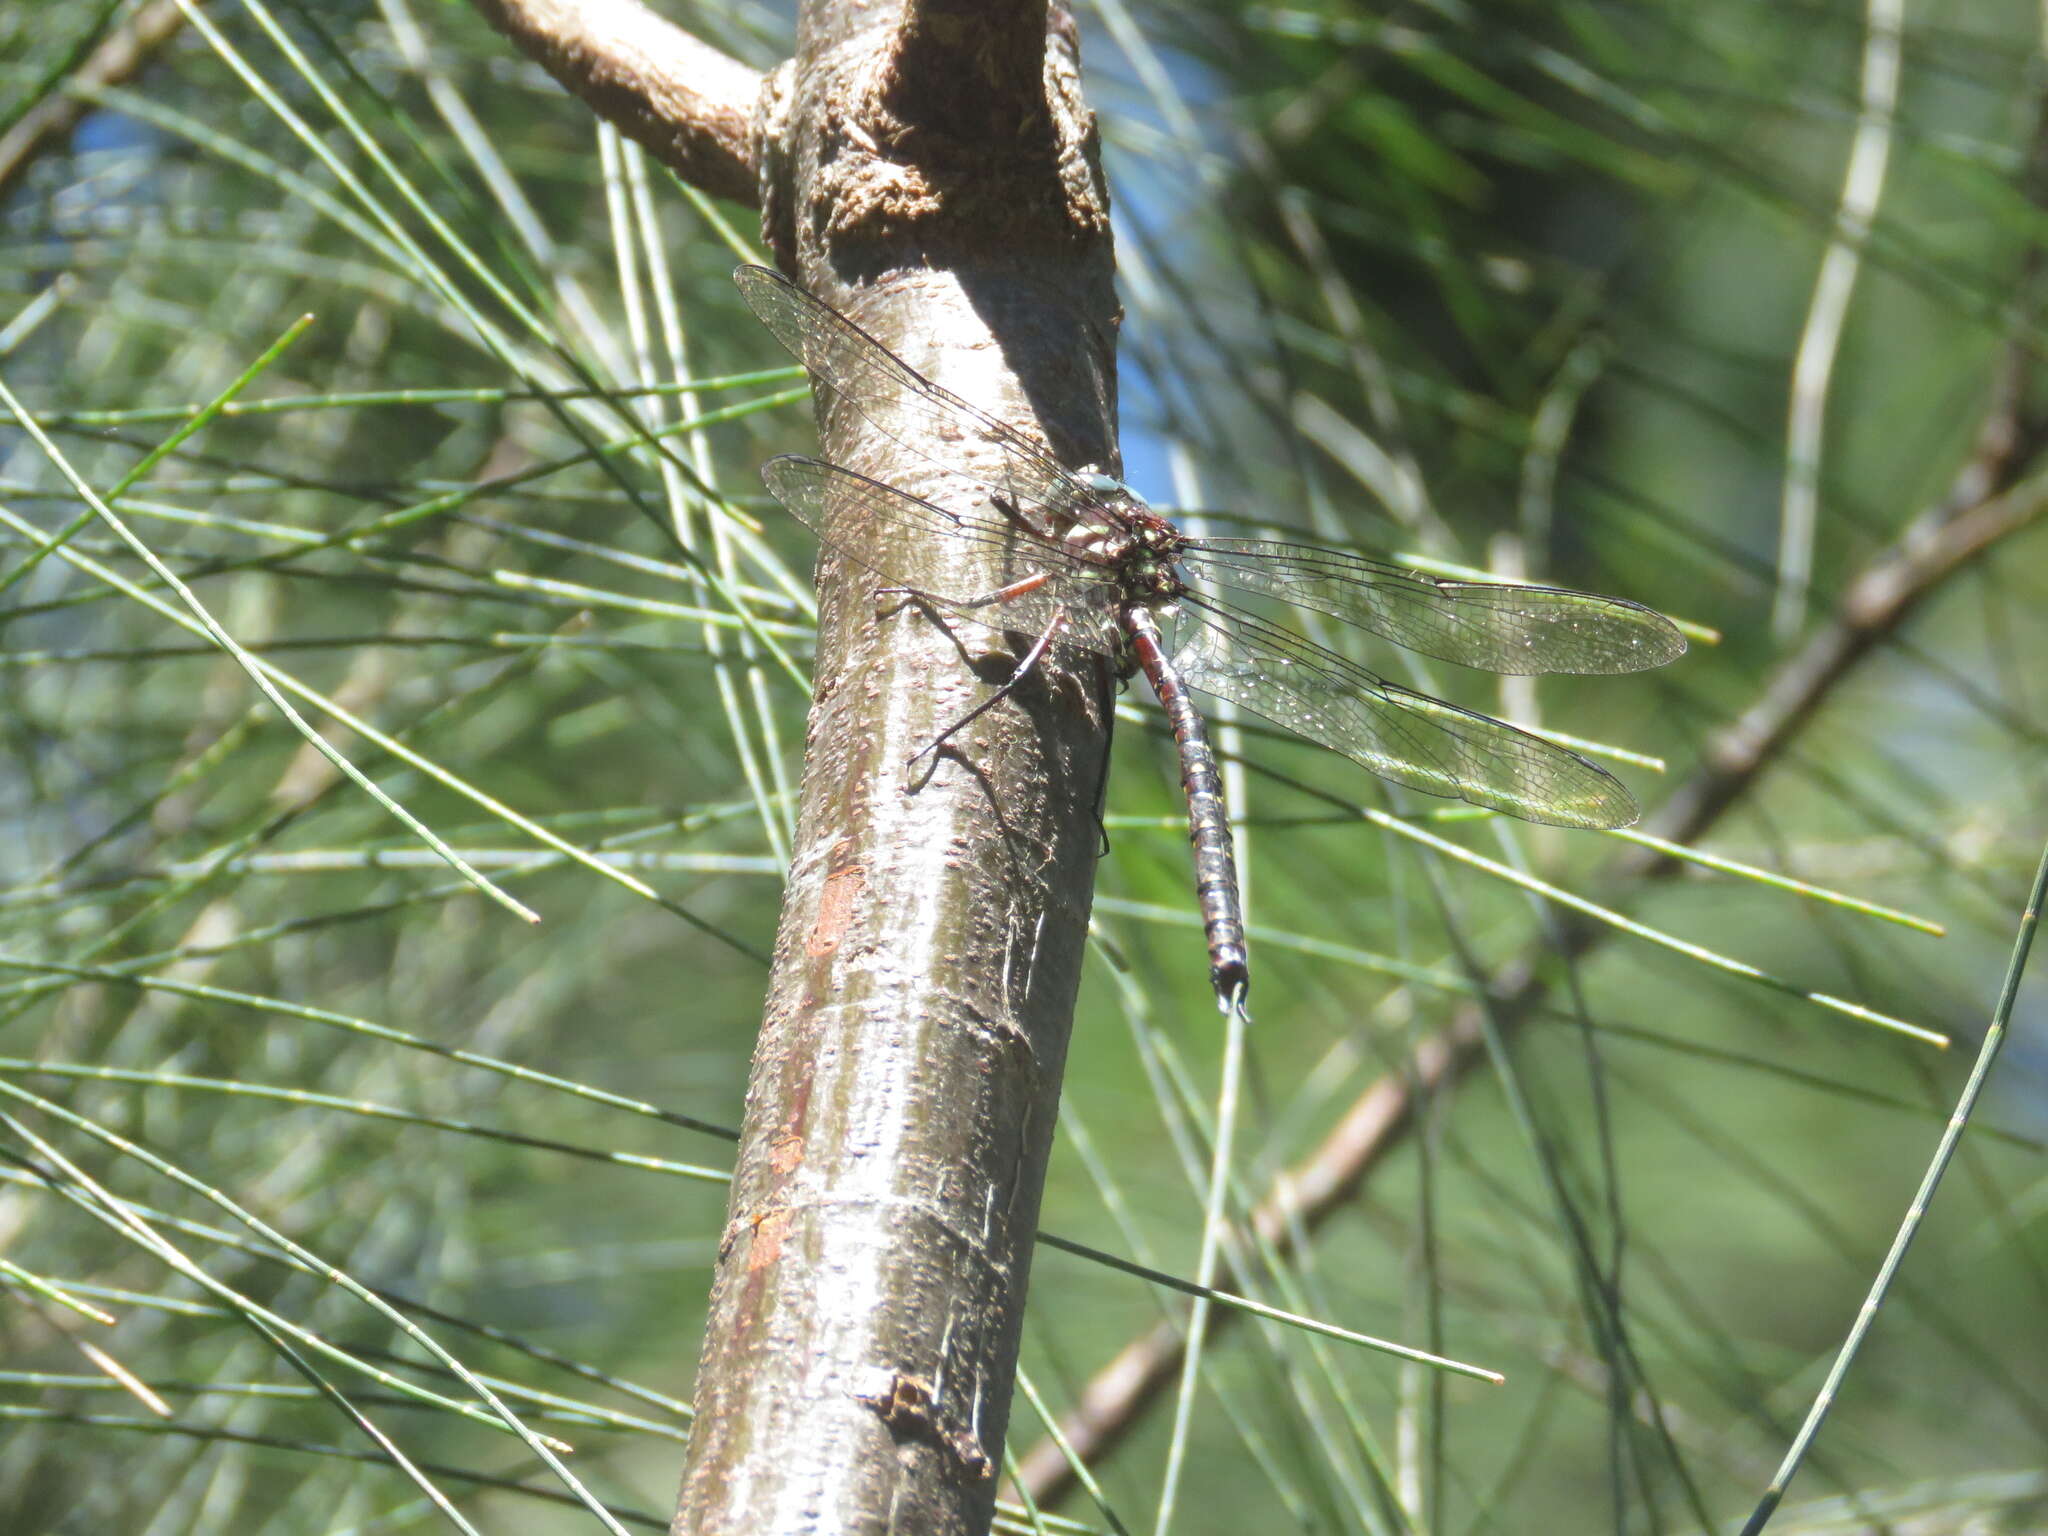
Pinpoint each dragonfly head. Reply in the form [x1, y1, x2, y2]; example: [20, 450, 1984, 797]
[1079, 465, 1157, 506]
[1075, 467, 1155, 522]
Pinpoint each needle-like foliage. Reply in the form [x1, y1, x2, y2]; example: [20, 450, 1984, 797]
[2, 2, 2045, 1533]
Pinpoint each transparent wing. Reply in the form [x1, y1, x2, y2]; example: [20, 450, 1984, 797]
[759, 456, 1127, 656]
[1166, 594, 1639, 828]
[736, 265, 1090, 520]
[1181, 536, 1687, 676]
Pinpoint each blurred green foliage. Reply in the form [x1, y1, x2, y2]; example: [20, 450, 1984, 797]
[2, 1, 2046, 1532]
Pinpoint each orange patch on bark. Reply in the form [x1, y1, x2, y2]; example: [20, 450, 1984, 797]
[807, 838, 865, 956]
[768, 1130, 805, 1175]
[748, 1207, 790, 1272]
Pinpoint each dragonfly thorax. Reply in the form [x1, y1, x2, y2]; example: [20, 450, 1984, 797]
[1063, 475, 1189, 604]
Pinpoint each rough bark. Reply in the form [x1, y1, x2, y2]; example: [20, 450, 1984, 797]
[666, 3, 1116, 1534]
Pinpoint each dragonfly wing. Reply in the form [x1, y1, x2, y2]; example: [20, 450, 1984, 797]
[736, 265, 1090, 522]
[1182, 537, 1686, 676]
[760, 457, 1126, 657]
[1166, 595, 1639, 828]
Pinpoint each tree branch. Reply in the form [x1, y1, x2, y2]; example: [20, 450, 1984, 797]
[664, 3, 1114, 1534]
[468, 0, 762, 206]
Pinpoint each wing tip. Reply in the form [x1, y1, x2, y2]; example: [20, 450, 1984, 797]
[1573, 605, 1690, 675]
[1640, 617, 1689, 668]
[1548, 760, 1640, 830]
[1570, 797, 1640, 831]
[1489, 785, 1639, 831]
[759, 451, 819, 487]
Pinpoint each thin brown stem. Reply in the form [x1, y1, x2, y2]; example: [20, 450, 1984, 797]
[468, 0, 762, 206]
[0, 0, 187, 206]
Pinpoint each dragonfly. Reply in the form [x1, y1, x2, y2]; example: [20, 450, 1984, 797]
[735, 264, 1685, 1012]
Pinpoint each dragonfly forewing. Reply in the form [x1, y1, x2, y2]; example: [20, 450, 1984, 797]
[737, 265, 1093, 525]
[760, 456, 1128, 656]
[1183, 537, 1688, 677]
[1167, 596, 1640, 829]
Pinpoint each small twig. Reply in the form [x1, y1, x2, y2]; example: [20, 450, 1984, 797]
[467, 0, 762, 206]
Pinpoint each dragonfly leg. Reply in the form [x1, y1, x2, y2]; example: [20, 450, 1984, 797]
[889, 569, 1058, 615]
[904, 609, 1068, 785]
[873, 567, 1054, 629]
[988, 490, 1063, 541]
[1086, 656, 1118, 858]
[870, 587, 998, 677]
[870, 586, 998, 681]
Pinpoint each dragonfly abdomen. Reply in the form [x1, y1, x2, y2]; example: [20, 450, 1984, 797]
[1126, 605, 1248, 1012]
